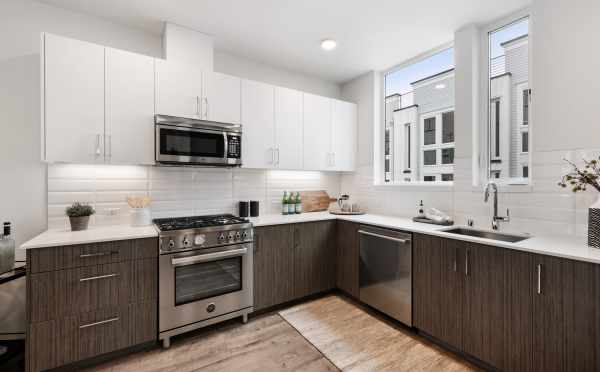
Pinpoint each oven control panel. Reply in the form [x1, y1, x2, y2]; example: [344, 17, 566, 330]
[160, 226, 253, 254]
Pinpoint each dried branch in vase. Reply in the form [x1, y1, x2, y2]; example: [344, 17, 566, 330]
[558, 157, 600, 193]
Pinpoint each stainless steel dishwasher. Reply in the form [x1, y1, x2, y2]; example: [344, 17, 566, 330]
[358, 225, 412, 326]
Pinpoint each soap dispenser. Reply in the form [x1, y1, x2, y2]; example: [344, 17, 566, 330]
[417, 200, 425, 218]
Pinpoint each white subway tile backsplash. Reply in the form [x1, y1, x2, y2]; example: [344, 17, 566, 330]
[48, 164, 340, 227]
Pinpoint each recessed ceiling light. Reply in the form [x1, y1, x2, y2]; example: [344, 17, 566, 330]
[435, 83, 446, 90]
[321, 39, 337, 51]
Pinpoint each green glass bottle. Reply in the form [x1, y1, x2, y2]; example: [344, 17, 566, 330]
[282, 191, 288, 215]
[295, 192, 302, 214]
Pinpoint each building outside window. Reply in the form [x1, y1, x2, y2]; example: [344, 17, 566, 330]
[487, 17, 530, 183]
[384, 47, 454, 183]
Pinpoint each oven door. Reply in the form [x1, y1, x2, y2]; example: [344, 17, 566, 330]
[156, 124, 229, 165]
[159, 243, 253, 333]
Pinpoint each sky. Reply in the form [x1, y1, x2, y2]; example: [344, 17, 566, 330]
[385, 17, 528, 97]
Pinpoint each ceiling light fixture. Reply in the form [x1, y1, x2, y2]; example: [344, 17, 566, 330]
[321, 39, 337, 51]
[435, 83, 446, 90]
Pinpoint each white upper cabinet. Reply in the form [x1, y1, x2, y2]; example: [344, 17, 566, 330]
[331, 99, 357, 171]
[274, 87, 303, 170]
[303, 93, 332, 171]
[43, 33, 105, 163]
[105, 47, 155, 165]
[241, 80, 275, 169]
[155, 58, 203, 119]
[202, 71, 241, 124]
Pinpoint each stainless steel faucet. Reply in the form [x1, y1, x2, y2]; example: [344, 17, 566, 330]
[484, 181, 510, 230]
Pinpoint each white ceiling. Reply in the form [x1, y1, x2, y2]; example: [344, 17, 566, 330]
[37, 0, 530, 83]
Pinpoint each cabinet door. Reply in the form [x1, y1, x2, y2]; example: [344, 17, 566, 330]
[105, 48, 155, 164]
[155, 58, 202, 118]
[43, 33, 105, 163]
[439, 238, 464, 349]
[504, 250, 535, 372]
[532, 255, 564, 372]
[413, 234, 444, 337]
[274, 87, 303, 170]
[331, 100, 357, 171]
[241, 80, 276, 169]
[253, 225, 294, 311]
[203, 71, 241, 124]
[462, 243, 506, 369]
[303, 93, 331, 171]
[336, 220, 359, 298]
[294, 221, 336, 298]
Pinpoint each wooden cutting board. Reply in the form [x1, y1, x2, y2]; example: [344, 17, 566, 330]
[299, 190, 337, 212]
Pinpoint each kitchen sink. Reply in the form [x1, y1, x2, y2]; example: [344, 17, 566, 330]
[442, 227, 530, 243]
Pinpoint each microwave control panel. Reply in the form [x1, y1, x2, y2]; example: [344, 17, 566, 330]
[227, 135, 241, 159]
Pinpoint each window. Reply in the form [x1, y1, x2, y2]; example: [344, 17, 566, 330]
[424, 117, 436, 145]
[424, 175, 436, 182]
[442, 148, 454, 165]
[383, 46, 454, 184]
[522, 165, 529, 178]
[442, 174, 454, 181]
[423, 150, 436, 166]
[485, 16, 530, 184]
[523, 89, 529, 125]
[442, 111, 454, 143]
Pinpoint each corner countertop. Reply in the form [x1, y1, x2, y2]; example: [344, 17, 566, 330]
[250, 212, 600, 265]
[20, 212, 600, 265]
[20, 225, 159, 250]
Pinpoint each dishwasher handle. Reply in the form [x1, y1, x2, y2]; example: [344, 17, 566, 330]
[358, 229, 411, 244]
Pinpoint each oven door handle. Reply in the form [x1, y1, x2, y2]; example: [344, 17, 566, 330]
[171, 247, 248, 267]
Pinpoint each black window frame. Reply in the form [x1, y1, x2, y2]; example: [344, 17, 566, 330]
[442, 111, 454, 143]
[424, 117, 436, 145]
[423, 149, 436, 166]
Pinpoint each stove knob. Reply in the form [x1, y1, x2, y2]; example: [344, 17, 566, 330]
[182, 236, 191, 247]
[218, 233, 225, 242]
[168, 239, 175, 249]
[235, 231, 241, 240]
[242, 231, 248, 240]
[228, 233, 234, 241]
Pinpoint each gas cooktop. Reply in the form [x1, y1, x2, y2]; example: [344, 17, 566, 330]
[153, 214, 249, 232]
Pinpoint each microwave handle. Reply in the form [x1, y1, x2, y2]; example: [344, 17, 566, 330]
[223, 132, 228, 159]
[171, 247, 248, 267]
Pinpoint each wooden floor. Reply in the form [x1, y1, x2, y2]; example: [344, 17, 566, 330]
[84, 295, 477, 372]
[279, 295, 478, 372]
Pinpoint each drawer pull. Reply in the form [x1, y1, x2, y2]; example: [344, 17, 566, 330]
[79, 317, 119, 329]
[79, 273, 119, 282]
[79, 251, 118, 258]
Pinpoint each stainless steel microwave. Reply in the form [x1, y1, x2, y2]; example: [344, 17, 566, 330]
[155, 115, 242, 166]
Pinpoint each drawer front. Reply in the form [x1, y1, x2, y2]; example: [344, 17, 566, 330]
[29, 258, 157, 322]
[27, 301, 156, 372]
[27, 238, 157, 273]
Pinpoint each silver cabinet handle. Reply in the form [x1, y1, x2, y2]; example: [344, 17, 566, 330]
[95, 134, 101, 157]
[79, 251, 118, 258]
[79, 273, 119, 282]
[203, 97, 209, 119]
[108, 134, 112, 160]
[465, 249, 469, 276]
[537, 264, 542, 294]
[332, 152, 336, 166]
[80, 317, 119, 329]
[268, 148, 274, 164]
[171, 247, 248, 267]
[196, 96, 200, 116]
[358, 230, 410, 244]
[453, 256, 457, 272]
[275, 146, 280, 166]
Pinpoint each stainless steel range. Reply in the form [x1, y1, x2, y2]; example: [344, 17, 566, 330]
[155, 214, 253, 348]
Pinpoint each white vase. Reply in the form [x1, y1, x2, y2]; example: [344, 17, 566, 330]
[589, 194, 600, 248]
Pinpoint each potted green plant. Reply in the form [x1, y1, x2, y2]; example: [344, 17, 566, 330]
[558, 156, 600, 247]
[65, 202, 95, 231]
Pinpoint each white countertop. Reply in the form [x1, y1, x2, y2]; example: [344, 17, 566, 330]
[20, 212, 600, 265]
[20, 225, 159, 250]
[252, 212, 600, 265]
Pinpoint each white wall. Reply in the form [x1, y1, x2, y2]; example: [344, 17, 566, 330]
[215, 50, 341, 98]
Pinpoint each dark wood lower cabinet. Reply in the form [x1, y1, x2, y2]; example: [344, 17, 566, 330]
[415, 234, 600, 372]
[336, 220, 359, 298]
[26, 238, 158, 372]
[253, 224, 295, 311]
[294, 221, 336, 298]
